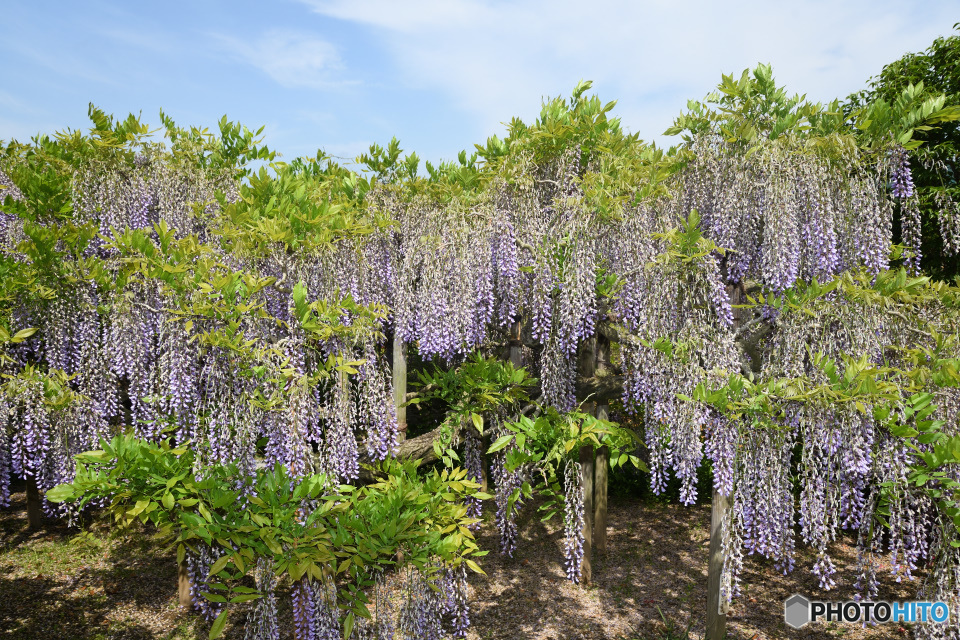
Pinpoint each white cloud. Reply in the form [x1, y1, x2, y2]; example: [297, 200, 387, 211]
[213, 29, 352, 89]
[298, 0, 959, 145]
[0, 91, 31, 113]
[97, 27, 180, 56]
[299, 0, 487, 33]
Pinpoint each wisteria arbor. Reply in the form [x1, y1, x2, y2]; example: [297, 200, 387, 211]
[2, 62, 960, 640]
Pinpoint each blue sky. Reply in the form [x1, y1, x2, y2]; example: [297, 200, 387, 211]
[2, 1, 957, 169]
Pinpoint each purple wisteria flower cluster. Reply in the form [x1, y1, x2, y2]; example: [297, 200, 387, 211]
[562, 459, 585, 583]
[186, 543, 226, 622]
[463, 432, 485, 525]
[291, 577, 341, 640]
[491, 433, 527, 558]
[397, 567, 445, 640]
[244, 557, 279, 640]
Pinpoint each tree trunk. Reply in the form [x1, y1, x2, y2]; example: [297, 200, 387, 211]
[26, 476, 42, 530]
[706, 489, 731, 640]
[178, 560, 193, 609]
[393, 334, 407, 443]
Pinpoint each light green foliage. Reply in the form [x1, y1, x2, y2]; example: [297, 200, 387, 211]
[47, 434, 486, 636]
[687, 263, 960, 546]
[667, 62, 959, 159]
[411, 352, 642, 523]
[490, 407, 644, 524]
[412, 354, 536, 465]
[212, 163, 388, 256]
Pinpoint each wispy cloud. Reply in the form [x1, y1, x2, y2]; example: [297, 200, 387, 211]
[0, 91, 31, 113]
[3, 39, 117, 87]
[96, 27, 182, 56]
[1, 1, 955, 165]
[299, 0, 487, 33]
[299, 0, 959, 144]
[212, 29, 353, 90]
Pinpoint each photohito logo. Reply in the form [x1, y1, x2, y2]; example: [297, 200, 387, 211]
[784, 594, 950, 629]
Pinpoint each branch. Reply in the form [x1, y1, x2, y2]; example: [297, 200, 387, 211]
[353, 424, 447, 483]
[404, 384, 437, 402]
[575, 372, 625, 404]
[733, 316, 765, 341]
[885, 309, 934, 340]
[132, 301, 208, 321]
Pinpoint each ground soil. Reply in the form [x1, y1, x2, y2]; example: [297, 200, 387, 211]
[0, 483, 924, 640]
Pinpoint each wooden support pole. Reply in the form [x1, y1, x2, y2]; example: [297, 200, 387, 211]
[26, 476, 42, 530]
[577, 331, 597, 584]
[393, 333, 407, 443]
[705, 281, 744, 638]
[178, 560, 193, 609]
[706, 489, 731, 640]
[509, 319, 523, 369]
[594, 443, 609, 554]
[579, 445, 595, 585]
[593, 332, 610, 554]
[479, 448, 489, 494]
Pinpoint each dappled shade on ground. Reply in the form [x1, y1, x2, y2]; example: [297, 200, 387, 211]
[1, 482, 920, 640]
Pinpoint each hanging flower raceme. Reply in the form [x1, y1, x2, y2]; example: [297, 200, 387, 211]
[244, 557, 279, 640]
[562, 459, 585, 583]
[186, 543, 226, 622]
[357, 344, 400, 462]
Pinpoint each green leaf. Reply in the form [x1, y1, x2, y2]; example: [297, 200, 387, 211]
[161, 492, 175, 510]
[11, 327, 38, 342]
[231, 586, 259, 594]
[890, 424, 919, 438]
[229, 593, 261, 603]
[200, 592, 228, 603]
[208, 555, 230, 578]
[487, 434, 514, 453]
[45, 484, 75, 503]
[465, 558, 486, 575]
[209, 610, 228, 639]
[344, 611, 355, 640]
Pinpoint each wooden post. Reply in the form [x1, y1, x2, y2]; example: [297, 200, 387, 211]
[178, 560, 193, 609]
[393, 333, 407, 443]
[706, 490, 731, 640]
[509, 319, 523, 369]
[593, 333, 610, 553]
[479, 447, 489, 494]
[577, 332, 597, 584]
[705, 281, 744, 638]
[26, 476, 42, 530]
[579, 445, 594, 585]
[594, 443, 609, 554]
